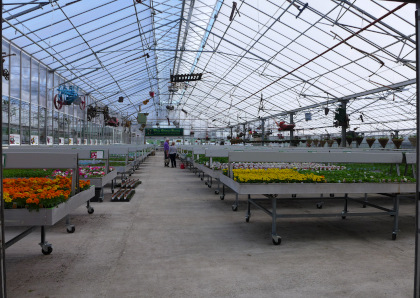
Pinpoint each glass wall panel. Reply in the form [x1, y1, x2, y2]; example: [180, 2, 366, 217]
[21, 100, 30, 145]
[39, 65, 47, 107]
[30, 103, 39, 140]
[2, 40, 9, 97]
[21, 53, 30, 102]
[9, 98, 19, 136]
[53, 111, 59, 144]
[31, 59, 38, 106]
[10, 46, 20, 99]
[39, 107, 46, 144]
[2, 96, 9, 145]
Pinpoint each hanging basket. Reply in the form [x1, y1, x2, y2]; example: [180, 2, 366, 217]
[312, 139, 319, 147]
[378, 138, 389, 148]
[366, 138, 376, 148]
[335, 138, 341, 146]
[319, 140, 326, 147]
[346, 137, 353, 146]
[327, 139, 334, 147]
[392, 138, 403, 149]
[409, 137, 417, 148]
[355, 136, 364, 146]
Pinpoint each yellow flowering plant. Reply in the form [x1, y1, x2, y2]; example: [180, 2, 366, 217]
[232, 168, 325, 184]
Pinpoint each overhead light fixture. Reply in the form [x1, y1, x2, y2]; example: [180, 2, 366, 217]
[170, 73, 203, 83]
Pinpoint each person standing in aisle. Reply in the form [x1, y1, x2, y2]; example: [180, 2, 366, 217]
[169, 141, 178, 168]
[163, 139, 170, 167]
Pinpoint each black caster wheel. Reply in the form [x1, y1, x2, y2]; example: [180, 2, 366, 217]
[392, 233, 397, 240]
[201, 177, 203, 181]
[99, 198, 103, 203]
[220, 195, 225, 200]
[341, 216, 346, 219]
[215, 190, 219, 195]
[42, 246, 53, 255]
[207, 185, 211, 188]
[232, 205, 238, 212]
[362, 205, 366, 208]
[204, 181, 208, 185]
[67, 226, 75, 233]
[129, 174, 132, 176]
[330, 194, 334, 197]
[292, 194, 296, 198]
[316, 203, 323, 209]
[272, 238, 281, 245]
[245, 215, 250, 223]
[88, 208, 94, 214]
[112, 190, 114, 194]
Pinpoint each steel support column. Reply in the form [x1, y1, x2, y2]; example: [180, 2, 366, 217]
[290, 113, 294, 144]
[341, 101, 347, 148]
[261, 119, 265, 146]
[415, 3, 420, 297]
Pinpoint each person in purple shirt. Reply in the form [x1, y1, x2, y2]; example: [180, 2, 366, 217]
[163, 139, 170, 167]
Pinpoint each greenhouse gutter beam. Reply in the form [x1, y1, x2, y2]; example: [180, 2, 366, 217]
[236, 78, 416, 126]
[335, 0, 415, 44]
[415, 3, 420, 298]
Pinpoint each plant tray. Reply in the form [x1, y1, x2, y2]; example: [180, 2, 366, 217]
[4, 187, 95, 227]
[111, 189, 135, 202]
[81, 170, 117, 188]
[219, 175, 415, 195]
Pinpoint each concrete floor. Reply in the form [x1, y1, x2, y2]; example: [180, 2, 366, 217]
[5, 152, 416, 297]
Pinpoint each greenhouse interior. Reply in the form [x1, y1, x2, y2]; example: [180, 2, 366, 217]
[1, 0, 420, 297]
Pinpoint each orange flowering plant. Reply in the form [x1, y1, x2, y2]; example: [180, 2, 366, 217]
[3, 176, 91, 211]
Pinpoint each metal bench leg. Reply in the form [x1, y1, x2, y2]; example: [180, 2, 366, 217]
[65, 215, 75, 233]
[271, 197, 281, 245]
[214, 179, 220, 195]
[246, 195, 251, 222]
[220, 184, 225, 200]
[392, 195, 399, 240]
[232, 193, 238, 211]
[39, 226, 52, 255]
[342, 193, 348, 219]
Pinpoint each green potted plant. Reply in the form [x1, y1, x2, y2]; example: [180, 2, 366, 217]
[392, 136, 403, 149]
[306, 139, 312, 147]
[409, 135, 417, 148]
[366, 137, 376, 148]
[312, 138, 319, 147]
[378, 137, 389, 148]
[319, 139, 326, 147]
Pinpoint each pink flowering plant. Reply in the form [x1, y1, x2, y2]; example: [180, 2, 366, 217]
[52, 166, 115, 179]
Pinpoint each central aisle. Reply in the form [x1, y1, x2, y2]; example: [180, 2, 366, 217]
[5, 151, 415, 297]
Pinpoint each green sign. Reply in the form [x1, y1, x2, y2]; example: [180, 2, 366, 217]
[145, 128, 184, 137]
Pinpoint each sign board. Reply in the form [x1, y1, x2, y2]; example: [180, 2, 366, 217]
[30, 135, 39, 145]
[59, 137, 64, 145]
[69, 138, 74, 145]
[9, 134, 20, 146]
[145, 128, 184, 137]
[77, 138, 81, 145]
[90, 150, 104, 159]
[47, 136, 53, 145]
